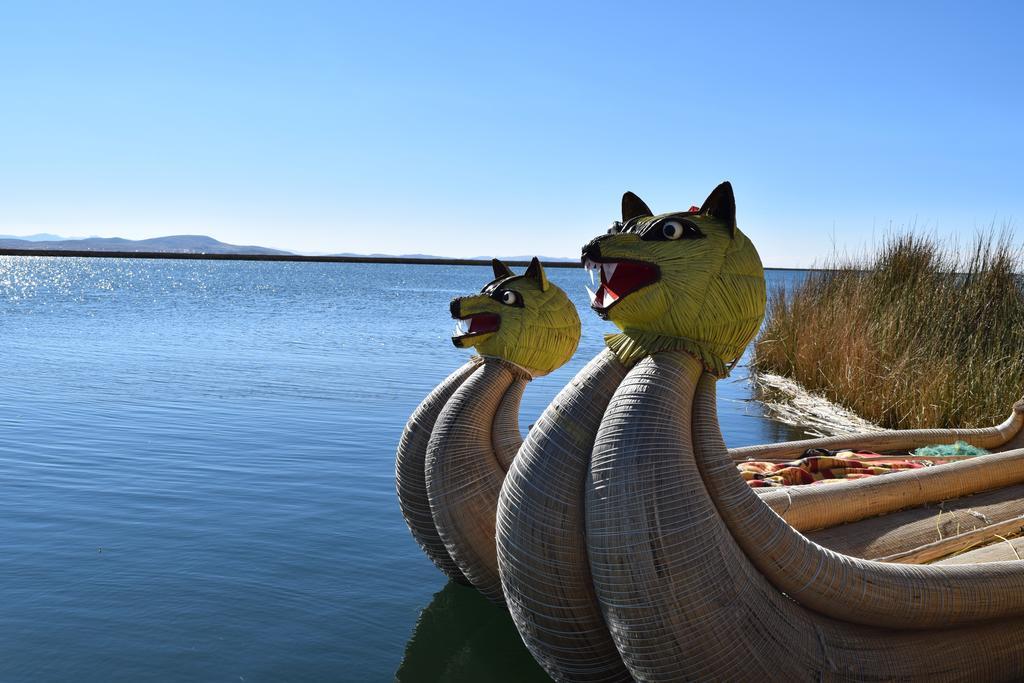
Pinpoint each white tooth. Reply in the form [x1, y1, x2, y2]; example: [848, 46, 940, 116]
[589, 267, 596, 286]
[603, 262, 617, 280]
[605, 289, 619, 302]
[586, 286, 597, 305]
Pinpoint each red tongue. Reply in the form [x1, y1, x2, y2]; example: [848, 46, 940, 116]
[468, 314, 500, 334]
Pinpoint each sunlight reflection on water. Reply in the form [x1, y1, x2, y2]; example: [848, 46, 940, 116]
[0, 256, 806, 681]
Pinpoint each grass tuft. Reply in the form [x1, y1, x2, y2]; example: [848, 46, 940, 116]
[753, 230, 1024, 429]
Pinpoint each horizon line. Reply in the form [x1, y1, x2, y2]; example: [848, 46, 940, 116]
[0, 248, 812, 271]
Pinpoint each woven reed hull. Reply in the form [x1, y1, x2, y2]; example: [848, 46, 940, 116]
[426, 360, 526, 604]
[499, 349, 1024, 680]
[688, 355, 1024, 631]
[807, 482, 1024, 560]
[496, 350, 631, 682]
[587, 352, 1024, 680]
[396, 359, 480, 583]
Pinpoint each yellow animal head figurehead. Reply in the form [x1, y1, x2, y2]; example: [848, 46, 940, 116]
[580, 182, 765, 376]
[450, 257, 581, 377]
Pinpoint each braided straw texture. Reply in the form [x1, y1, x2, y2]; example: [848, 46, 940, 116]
[492, 377, 528, 472]
[396, 359, 481, 583]
[496, 349, 632, 682]
[466, 276, 581, 377]
[584, 350, 1024, 680]
[426, 358, 526, 603]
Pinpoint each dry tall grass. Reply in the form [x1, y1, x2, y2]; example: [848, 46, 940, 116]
[753, 232, 1024, 429]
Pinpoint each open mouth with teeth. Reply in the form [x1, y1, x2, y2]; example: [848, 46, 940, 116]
[583, 257, 660, 315]
[452, 313, 501, 345]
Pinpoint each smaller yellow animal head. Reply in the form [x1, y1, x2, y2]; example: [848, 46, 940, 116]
[450, 258, 581, 376]
[580, 182, 765, 375]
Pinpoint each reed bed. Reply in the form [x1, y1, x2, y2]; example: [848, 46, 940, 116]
[753, 231, 1024, 429]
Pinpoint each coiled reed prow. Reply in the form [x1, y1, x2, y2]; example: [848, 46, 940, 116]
[397, 258, 581, 603]
[496, 184, 1024, 681]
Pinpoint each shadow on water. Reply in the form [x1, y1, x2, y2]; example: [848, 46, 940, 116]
[395, 581, 551, 682]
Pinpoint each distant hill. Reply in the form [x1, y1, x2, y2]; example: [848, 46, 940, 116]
[0, 237, 576, 262]
[0, 233, 70, 241]
[328, 252, 578, 262]
[0, 234, 292, 255]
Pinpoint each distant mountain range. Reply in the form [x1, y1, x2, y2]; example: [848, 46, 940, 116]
[0, 233, 71, 241]
[0, 234, 578, 261]
[329, 252, 578, 262]
[0, 234, 292, 256]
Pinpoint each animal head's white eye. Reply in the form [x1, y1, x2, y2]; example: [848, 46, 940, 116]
[608, 221, 622, 234]
[661, 220, 685, 240]
[500, 290, 520, 306]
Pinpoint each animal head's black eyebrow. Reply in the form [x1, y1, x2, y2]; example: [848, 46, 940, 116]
[620, 217, 648, 234]
[481, 276, 515, 294]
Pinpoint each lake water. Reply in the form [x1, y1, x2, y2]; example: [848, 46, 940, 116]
[0, 257, 807, 682]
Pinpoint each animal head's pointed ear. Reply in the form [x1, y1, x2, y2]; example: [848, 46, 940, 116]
[622, 191, 653, 222]
[524, 257, 549, 292]
[491, 258, 514, 280]
[699, 181, 737, 237]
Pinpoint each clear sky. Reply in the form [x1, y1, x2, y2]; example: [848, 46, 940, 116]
[1, 1, 1021, 266]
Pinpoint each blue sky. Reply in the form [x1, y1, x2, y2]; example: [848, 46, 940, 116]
[1, 1, 1021, 266]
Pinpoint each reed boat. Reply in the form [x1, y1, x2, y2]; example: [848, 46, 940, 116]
[495, 183, 1024, 681]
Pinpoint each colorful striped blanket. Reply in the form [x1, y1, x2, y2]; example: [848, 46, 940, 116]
[740, 450, 925, 487]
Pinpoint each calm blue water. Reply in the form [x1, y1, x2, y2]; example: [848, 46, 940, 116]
[0, 257, 806, 682]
